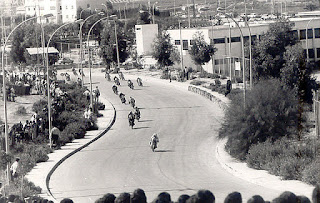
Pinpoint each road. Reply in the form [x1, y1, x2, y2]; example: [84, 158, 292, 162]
[49, 73, 283, 202]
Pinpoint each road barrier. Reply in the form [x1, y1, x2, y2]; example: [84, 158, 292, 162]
[188, 86, 228, 111]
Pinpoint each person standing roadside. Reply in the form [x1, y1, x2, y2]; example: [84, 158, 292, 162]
[10, 157, 20, 181]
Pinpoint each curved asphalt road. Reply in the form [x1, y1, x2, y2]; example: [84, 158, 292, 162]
[49, 73, 283, 202]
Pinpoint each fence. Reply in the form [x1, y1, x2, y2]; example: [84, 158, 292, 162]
[188, 85, 228, 111]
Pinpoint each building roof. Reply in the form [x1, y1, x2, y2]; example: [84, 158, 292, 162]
[26, 47, 59, 55]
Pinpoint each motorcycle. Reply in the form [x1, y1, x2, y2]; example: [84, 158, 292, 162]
[112, 85, 118, 94]
[137, 78, 143, 86]
[129, 98, 135, 108]
[128, 117, 135, 129]
[150, 139, 158, 152]
[128, 80, 134, 89]
[134, 110, 140, 121]
[105, 73, 111, 81]
[114, 77, 120, 86]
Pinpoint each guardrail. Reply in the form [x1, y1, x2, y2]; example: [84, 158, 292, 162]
[188, 85, 228, 111]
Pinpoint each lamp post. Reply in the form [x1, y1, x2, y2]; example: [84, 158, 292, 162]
[46, 19, 83, 148]
[2, 14, 52, 184]
[101, 3, 109, 19]
[152, 2, 158, 24]
[79, 12, 104, 86]
[87, 16, 108, 110]
[306, 17, 316, 62]
[224, 13, 246, 108]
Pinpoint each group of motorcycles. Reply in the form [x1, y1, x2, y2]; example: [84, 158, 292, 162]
[105, 70, 157, 151]
[106, 71, 143, 129]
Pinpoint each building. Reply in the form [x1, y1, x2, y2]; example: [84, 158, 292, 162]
[136, 17, 320, 77]
[24, 0, 77, 24]
[135, 24, 158, 65]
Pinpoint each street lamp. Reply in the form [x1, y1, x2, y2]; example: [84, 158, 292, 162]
[87, 16, 109, 110]
[101, 3, 109, 19]
[46, 19, 83, 148]
[306, 17, 316, 62]
[79, 12, 104, 86]
[152, 2, 158, 24]
[1, 13, 53, 184]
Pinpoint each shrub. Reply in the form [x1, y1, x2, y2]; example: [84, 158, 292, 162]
[214, 79, 221, 87]
[60, 122, 86, 144]
[247, 138, 317, 182]
[0, 150, 13, 170]
[6, 178, 42, 199]
[302, 158, 320, 185]
[190, 80, 206, 86]
[220, 79, 299, 160]
[220, 75, 227, 79]
[15, 106, 27, 115]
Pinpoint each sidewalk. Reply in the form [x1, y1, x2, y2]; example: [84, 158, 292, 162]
[123, 69, 314, 200]
[25, 96, 116, 202]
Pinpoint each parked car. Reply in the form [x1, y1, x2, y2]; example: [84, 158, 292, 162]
[58, 58, 73, 65]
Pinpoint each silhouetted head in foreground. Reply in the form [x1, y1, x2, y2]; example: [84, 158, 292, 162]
[313, 185, 320, 203]
[60, 198, 74, 203]
[131, 188, 147, 203]
[177, 194, 190, 203]
[153, 192, 172, 203]
[224, 192, 242, 203]
[95, 193, 116, 203]
[247, 195, 264, 203]
[115, 192, 130, 203]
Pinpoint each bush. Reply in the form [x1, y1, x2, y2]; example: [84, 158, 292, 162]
[190, 80, 206, 86]
[60, 122, 86, 145]
[220, 79, 299, 160]
[247, 138, 317, 182]
[15, 106, 27, 115]
[302, 158, 320, 185]
[6, 178, 42, 199]
[0, 150, 13, 170]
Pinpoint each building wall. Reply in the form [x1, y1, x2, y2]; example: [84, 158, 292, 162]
[165, 18, 320, 75]
[24, 0, 76, 24]
[135, 24, 158, 56]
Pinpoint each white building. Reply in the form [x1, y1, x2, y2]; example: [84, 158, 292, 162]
[24, 0, 77, 24]
[136, 18, 320, 76]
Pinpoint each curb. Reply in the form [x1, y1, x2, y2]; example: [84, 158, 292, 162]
[45, 99, 116, 201]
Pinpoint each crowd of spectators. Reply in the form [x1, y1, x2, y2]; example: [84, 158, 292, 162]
[0, 186, 319, 203]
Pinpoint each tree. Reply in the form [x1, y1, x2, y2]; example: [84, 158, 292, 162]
[304, 3, 318, 11]
[281, 44, 317, 104]
[220, 79, 299, 160]
[252, 20, 297, 81]
[152, 31, 180, 69]
[99, 22, 129, 70]
[188, 31, 216, 71]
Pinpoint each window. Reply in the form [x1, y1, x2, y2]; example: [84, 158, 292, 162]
[60, 6, 62, 10]
[66, 15, 68, 19]
[213, 38, 225, 44]
[251, 35, 257, 41]
[307, 29, 313, 39]
[65, 6, 68, 9]
[136, 28, 141, 30]
[317, 48, 320, 58]
[71, 5, 74, 9]
[28, 8, 30, 11]
[231, 37, 241, 42]
[182, 40, 188, 50]
[50, 6, 55, 10]
[300, 30, 306, 40]
[315, 28, 320, 38]
[308, 49, 315, 58]
[175, 40, 180, 45]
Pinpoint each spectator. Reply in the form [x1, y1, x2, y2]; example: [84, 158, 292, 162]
[278, 191, 297, 203]
[153, 192, 171, 203]
[60, 198, 73, 203]
[93, 86, 100, 103]
[83, 89, 90, 101]
[186, 190, 215, 203]
[178, 194, 190, 203]
[313, 185, 320, 203]
[131, 188, 147, 203]
[115, 192, 130, 203]
[247, 195, 264, 203]
[296, 195, 311, 203]
[10, 157, 20, 181]
[95, 193, 116, 203]
[50, 126, 60, 147]
[224, 192, 242, 203]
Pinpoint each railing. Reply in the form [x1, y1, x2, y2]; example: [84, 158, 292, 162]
[188, 85, 228, 111]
